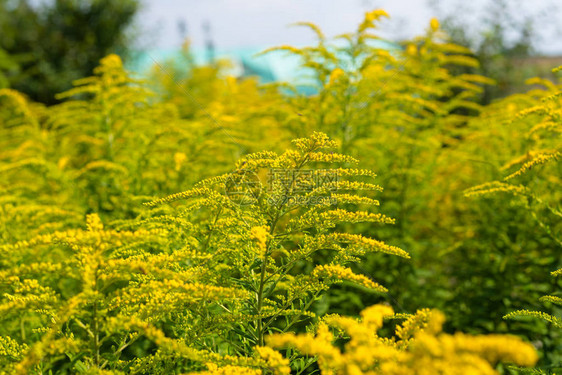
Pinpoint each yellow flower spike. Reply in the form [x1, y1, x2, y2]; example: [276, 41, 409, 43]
[266, 323, 344, 369]
[57, 156, 69, 170]
[430, 18, 440, 32]
[93, 53, 123, 76]
[425, 310, 446, 335]
[345, 363, 363, 375]
[225, 75, 240, 96]
[174, 152, 187, 171]
[327, 68, 345, 86]
[86, 213, 103, 232]
[312, 264, 388, 293]
[316, 322, 335, 345]
[361, 304, 394, 330]
[190, 364, 261, 375]
[250, 225, 269, 259]
[406, 44, 417, 56]
[100, 54, 122, 68]
[504, 151, 561, 181]
[365, 9, 390, 22]
[359, 9, 389, 32]
[264, 304, 537, 374]
[255, 346, 291, 375]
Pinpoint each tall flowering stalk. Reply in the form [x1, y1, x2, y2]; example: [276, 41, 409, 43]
[143, 132, 407, 356]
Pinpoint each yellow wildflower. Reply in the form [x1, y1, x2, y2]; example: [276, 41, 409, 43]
[250, 225, 269, 259]
[255, 346, 291, 375]
[327, 68, 345, 86]
[365, 9, 390, 22]
[174, 152, 187, 171]
[312, 264, 387, 292]
[430, 18, 440, 32]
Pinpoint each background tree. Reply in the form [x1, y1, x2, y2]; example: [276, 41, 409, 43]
[0, 0, 139, 104]
[429, 0, 560, 104]
[0, 48, 18, 88]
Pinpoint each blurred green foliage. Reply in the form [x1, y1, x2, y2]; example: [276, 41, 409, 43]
[0, 48, 18, 88]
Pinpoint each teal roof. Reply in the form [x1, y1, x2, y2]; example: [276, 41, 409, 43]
[127, 39, 401, 93]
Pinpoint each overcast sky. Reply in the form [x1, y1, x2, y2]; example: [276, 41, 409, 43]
[136, 0, 562, 55]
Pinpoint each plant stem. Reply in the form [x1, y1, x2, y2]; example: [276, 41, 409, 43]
[93, 267, 100, 367]
[256, 156, 310, 345]
[256, 258, 268, 346]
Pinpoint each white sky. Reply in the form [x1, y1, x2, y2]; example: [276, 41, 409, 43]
[136, 0, 562, 55]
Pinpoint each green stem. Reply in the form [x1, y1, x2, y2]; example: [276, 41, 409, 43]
[93, 294, 99, 367]
[256, 212, 280, 346]
[283, 290, 322, 333]
[202, 207, 223, 252]
[255, 154, 312, 345]
[256, 258, 268, 346]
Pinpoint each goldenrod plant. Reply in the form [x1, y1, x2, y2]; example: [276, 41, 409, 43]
[1, 7, 559, 374]
[48, 54, 239, 214]
[262, 12, 491, 149]
[465, 66, 561, 371]
[0, 88, 83, 244]
[0, 131, 406, 373]
[0, 213, 170, 373]
[140, 132, 407, 361]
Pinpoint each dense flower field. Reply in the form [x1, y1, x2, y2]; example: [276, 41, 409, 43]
[0, 9, 560, 375]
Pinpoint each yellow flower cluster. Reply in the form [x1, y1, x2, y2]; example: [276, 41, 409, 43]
[504, 309, 562, 328]
[0, 227, 167, 253]
[307, 152, 359, 164]
[325, 180, 384, 192]
[268, 323, 345, 370]
[430, 18, 440, 32]
[312, 264, 387, 292]
[86, 213, 104, 232]
[504, 151, 561, 180]
[320, 209, 396, 225]
[190, 364, 261, 375]
[112, 279, 249, 319]
[395, 308, 435, 344]
[255, 346, 291, 375]
[327, 194, 380, 207]
[327, 68, 345, 86]
[464, 181, 528, 198]
[0, 336, 27, 360]
[360, 9, 390, 32]
[250, 225, 269, 259]
[365, 9, 390, 22]
[292, 131, 339, 152]
[144, 187, 213, 207]
[323, 233, 410, 259]
[267, 305, 538, 374]
[174, 151, 188, 171]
